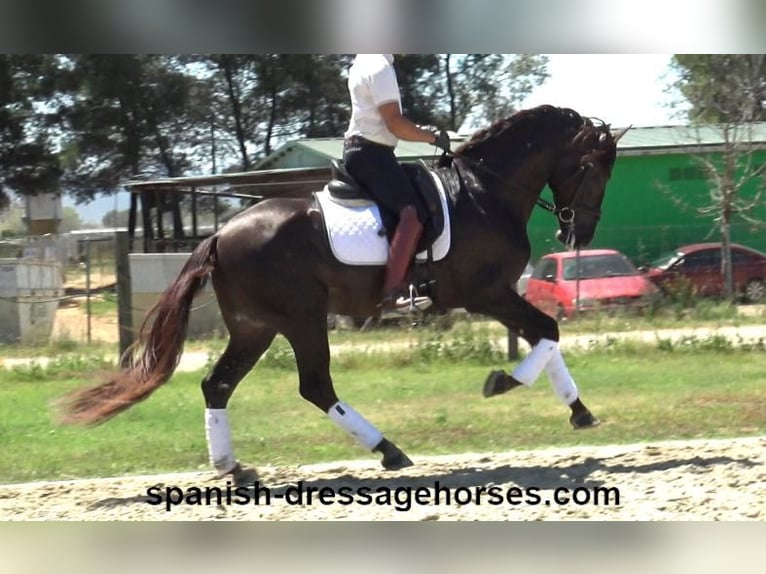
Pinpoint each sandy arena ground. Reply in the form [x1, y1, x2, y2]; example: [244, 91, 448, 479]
[1, 435, 763, 520]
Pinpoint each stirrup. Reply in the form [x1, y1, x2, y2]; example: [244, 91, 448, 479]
[382, 284, 433, 317]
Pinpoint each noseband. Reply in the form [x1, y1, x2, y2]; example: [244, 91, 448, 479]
[554, 161, 602, 230]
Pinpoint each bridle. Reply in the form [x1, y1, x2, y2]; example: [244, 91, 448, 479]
[555, 160, 603, 225]
[447, 148, 603, 228]
[437, 119, 626, 248]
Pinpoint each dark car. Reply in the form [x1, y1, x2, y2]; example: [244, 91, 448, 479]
[643, 242, 766, 303]
[524, 249, 658, 319]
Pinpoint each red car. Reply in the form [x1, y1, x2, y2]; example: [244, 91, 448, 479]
[643, 243, 766, 303]
[524, 249, 658, 319]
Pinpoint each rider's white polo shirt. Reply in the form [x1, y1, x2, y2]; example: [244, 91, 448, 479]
[344, 54, 401, 148]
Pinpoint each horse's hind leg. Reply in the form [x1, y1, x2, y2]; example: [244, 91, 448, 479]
[283, 320, 413, 471]
[201, 327, 276, 482]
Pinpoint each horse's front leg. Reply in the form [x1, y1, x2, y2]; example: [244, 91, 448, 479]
[468, 288, 599, 429]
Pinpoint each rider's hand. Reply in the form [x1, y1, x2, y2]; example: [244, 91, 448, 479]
[433, 129, 451, 153]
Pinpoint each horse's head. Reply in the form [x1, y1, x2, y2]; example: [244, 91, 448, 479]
[548, 121, 628, 249]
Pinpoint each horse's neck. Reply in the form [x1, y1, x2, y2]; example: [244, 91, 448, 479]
[455, 157, 547, 224]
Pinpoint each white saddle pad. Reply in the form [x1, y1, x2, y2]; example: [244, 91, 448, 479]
[316, 171, 452, 266]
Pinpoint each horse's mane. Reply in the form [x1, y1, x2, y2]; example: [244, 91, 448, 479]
[455, 105, 591, 158]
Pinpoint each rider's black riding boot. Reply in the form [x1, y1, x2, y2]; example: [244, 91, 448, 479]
[380, 205, 423, 312]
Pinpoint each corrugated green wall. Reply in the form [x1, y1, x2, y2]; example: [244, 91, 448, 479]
[527, 150, 766, 265]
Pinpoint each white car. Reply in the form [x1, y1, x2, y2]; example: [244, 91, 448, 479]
[516, 262, 534, 296]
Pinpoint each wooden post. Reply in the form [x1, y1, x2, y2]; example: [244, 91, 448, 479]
[507, 328, 519, 360]
[115, 231, 133, 364]
[155, 190, 165, 251]
[127, 191, 137, 252]
[85, 239, 92, 344]
[171, 189, 185, 249]
[507, 281, 520, 360]
[191, 186, 198, 239]
[140, 192, 153, 253]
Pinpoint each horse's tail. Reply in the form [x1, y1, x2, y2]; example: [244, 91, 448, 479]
[58, 235, 219, 425]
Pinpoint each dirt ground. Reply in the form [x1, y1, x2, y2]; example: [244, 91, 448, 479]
[21, 303, 765, 520]
[49, 300, 766, 348]
[1, 435, 763, 521]
[51, 299, 120, 343]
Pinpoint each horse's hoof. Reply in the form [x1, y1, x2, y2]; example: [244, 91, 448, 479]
[375, 438, 414, 471]
[382, 451, 414, 471]
[570, 410, 600, 429]
[228, 462, 259, 486]
[482, 370, 522, 398]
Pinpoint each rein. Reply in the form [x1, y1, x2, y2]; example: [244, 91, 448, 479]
[447, 150, 590, 225]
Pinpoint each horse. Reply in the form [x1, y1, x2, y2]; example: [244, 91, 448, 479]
[59, 104, 626, 483]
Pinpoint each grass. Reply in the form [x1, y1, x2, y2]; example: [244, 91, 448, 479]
[0, 331, 764, 484]
[324, 301, 766, 348]
[81, 292, 119, 316]
[0, 338, 117, 359]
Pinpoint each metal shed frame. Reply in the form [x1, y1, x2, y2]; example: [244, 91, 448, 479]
[123, 166, 330, 254]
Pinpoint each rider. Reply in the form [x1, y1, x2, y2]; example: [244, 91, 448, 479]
[343, 54, 451, 311]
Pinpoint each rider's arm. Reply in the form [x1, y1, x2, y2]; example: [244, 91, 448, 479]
[378, 102, 437, 144]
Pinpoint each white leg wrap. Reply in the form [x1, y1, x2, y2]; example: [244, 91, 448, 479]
[511, 338, 557, 386]
[544, 346, 579, 405]
[327, 401, 384, 451]
[205, 408, 237, 474]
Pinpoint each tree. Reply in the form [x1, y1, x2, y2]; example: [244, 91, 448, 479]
[60, 55, 197, 201]
[102, 208, 131, 228]
[0, 196, 26, 235]
[393, 54, 549, 132]
[280, 54, 352, 138]
[672, 55, 766, 123]
[0, 55, 63, 210]
[186, 54, 352, 172]
[442, 54, 549, 131]
[670, 55, 766, 301]
[0, 53, 550, 228]
[59, 206, 84, 233]
[59, 55, 203, 240]
[393, 55, 446, 127]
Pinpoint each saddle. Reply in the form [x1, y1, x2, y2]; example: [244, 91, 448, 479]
[326, 159, 446, 253]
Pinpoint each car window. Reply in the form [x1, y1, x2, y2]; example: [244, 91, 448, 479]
[682, 249, 719, 270]
[651, 250, 683, 270]
[731, 249, 758, 264]
[532, 259, 557, 279]
[562, 254, 638, 280]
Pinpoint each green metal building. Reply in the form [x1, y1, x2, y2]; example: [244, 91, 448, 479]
[255, 124, 766, 265]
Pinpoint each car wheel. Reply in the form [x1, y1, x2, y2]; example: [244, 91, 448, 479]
[744, 279, 765, 303]
[555, 304, 567, 322]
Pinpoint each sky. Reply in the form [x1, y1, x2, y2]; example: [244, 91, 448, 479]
[69, 54, 685, 224]
[520, 54, 685, 129]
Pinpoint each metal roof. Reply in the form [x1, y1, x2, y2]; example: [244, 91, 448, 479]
[254, 123, 766, 169]
[125, 166, 330, 199]
[253, 137, 466, 170]
[123, 122, 766, 196]
[611, 122, 766, 154]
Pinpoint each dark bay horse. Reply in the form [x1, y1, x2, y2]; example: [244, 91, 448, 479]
[60, 105, 625, 482]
